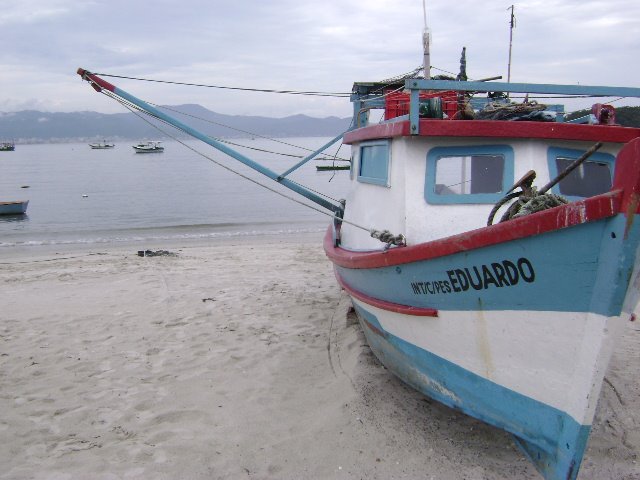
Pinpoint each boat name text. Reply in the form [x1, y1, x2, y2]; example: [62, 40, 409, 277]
[410, 257, 535, 295]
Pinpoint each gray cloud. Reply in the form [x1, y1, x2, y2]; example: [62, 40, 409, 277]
[1, 0, 638, 117]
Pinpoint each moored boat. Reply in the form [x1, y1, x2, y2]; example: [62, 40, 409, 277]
[324, 85, 640, 479]
[0, 141, 15, 151]
[0, 200, 29, 215]
[89, 140, 115, 149]
[132, 141, 164, 153]
[76, 39, 640, 479]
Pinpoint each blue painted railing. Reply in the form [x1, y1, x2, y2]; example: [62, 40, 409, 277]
[405, 79, 640, 135]
[348, 78, 640, 135]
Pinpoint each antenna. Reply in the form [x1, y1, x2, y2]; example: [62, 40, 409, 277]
[507, 5, 516, 83]
[422, 0, 431, 79]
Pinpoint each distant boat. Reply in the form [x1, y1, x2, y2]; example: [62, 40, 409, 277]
[0, 200, 28, 215]
[89, 140, 115, 149]
[133, 141, 164, 153]
[0, 141, 15, 151]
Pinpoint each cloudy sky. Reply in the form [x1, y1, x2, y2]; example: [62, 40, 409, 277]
[1, 0, 638, 118]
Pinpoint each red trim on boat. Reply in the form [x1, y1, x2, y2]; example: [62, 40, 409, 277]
[335, 270, 439, 317]
[324, 190, 622, 269]
[343, 119, 640, 145]
[76, 69, 116, 93]
[614, 138, 640, 220]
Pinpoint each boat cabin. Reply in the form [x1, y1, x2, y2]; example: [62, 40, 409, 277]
[340, 80, 640, 249]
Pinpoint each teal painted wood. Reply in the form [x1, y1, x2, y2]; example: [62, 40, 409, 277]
[409, 88, 420, 135]
[403, 79, 640, 134]
[336, 215, 640, 317]
[406, 79, 640, 98]
[278, 132, 346, 179]
[356, 304, 592, 480]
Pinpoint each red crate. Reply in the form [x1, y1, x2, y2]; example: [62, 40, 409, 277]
[384, 90, 458, 120]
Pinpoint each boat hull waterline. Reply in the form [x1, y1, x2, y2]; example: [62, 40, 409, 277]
[0, 200, 29, 215]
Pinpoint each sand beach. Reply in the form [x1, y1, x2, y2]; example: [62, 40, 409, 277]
[1, 232, 638, 479]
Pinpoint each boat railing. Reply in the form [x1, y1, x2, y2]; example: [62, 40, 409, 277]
[351, 79, 640, 135]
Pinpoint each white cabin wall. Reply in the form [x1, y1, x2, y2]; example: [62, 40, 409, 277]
[405, 138, 623, 244]
[402, 138, 538, 243]
[340, 140, 407, 250]
[341, 136, 624, 250]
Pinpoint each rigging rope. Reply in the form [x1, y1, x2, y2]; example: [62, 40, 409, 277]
[379, 66, 424, 83]
[100, 89, 383, 237]
[86, 70, 420, 246]
[152, 103, 350, 162]
[93, 73, 350, 97]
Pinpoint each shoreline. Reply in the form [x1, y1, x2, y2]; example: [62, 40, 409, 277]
[0, 229, 326, 262]
[1, 233, 638, 479]
[0, 222, 330, 253]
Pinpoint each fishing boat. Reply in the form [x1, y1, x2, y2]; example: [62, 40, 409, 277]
[325, 89, 640, 480]
[89, 140, 115, 149]
[0, 200, 29, 215]
[77, 46, 640, 478]
[0, 141, 15, 151]
[132, 141, 164, 153]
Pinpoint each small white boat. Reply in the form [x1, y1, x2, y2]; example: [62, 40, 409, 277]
[0, 141, 15, 151]
[0, 200, 29, 215]
[89, 140, 115, 149]
[132, 141, 164, 153]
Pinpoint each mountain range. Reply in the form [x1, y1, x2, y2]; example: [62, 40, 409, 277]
[6, 104, 638, 144]
[0, 104, 352, 143]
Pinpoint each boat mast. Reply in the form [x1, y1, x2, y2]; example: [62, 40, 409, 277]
[422, 0, 431, 79]
[507, 5, 515, 83]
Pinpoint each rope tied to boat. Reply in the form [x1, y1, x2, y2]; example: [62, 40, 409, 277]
[487, 142, 603, 225]
[476, 100, 554, 122]
[495, 187, 568, 223]
[512, 190, 568, 218]
[370, 229, 406, 248]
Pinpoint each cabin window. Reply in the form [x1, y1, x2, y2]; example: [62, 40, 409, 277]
[425, 145, 514, 204]
[547, 147, 614, 199]
[358, 140, 390, 186]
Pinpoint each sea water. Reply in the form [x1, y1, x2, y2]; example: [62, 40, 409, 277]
[0, 137, 351, 248]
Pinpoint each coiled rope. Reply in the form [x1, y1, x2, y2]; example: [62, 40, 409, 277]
[476, 100, 548, 121]
[370, 230, 406, 248]
[488, 188, 568, 225]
